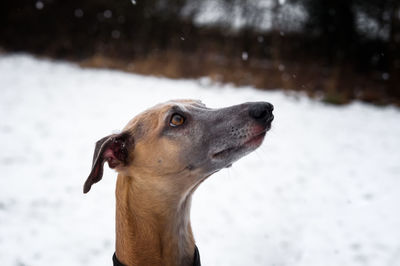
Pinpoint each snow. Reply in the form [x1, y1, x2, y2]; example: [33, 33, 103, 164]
[1, 54, 400, 266]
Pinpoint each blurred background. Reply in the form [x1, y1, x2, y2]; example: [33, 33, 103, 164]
[1, 1, 400, 266]
[1, 0, 399, 105]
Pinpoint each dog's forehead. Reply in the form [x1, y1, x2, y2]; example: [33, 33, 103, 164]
[123, 99, 207, 131]
[164, 99, 207, 109]
[150, 99, 208, 114]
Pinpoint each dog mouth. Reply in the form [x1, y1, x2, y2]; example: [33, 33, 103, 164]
[212, 129, 268, 160]
[244, 130, 267, 146]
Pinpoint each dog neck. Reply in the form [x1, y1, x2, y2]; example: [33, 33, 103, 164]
[115, 173, 196, 266]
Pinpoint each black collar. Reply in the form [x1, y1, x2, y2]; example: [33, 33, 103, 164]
[113, 245, 201, 266]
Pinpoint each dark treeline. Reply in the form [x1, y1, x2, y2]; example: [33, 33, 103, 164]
[1, 0, 399, 105]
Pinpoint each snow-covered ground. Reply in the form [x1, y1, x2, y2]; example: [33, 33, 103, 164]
[1, 54, 399, 266]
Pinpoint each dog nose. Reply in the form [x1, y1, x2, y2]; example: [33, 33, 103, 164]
[249, 102, 274, 121]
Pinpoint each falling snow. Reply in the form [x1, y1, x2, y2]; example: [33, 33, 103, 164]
[1, 54, 400, 266]
[242, 51, 248, 61]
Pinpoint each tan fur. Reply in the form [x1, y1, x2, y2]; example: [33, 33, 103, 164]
[85, 99, 273, 265]
[115, 101, 201, 266]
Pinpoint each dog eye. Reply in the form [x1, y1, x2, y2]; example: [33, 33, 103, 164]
[170, 114, 185, 127]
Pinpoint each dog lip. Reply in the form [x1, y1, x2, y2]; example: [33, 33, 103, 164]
[244, 130, 267, 146]
[212, 146, 240, 159]
[212, 129, 268, 159]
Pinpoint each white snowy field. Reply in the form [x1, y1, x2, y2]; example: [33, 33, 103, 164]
[0, 54, 400, 266]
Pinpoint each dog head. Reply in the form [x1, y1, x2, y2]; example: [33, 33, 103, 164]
[83, 99, 273, 193]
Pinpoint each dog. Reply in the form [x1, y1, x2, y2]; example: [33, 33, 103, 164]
[83, 99, 274, 266]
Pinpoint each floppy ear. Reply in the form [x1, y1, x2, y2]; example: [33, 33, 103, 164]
[83, 132, 132, 194]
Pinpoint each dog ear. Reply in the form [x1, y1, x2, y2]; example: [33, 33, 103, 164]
[83, 132, 132, 194]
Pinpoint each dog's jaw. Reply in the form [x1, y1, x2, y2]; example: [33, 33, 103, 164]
[209, 120, 271, 170]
